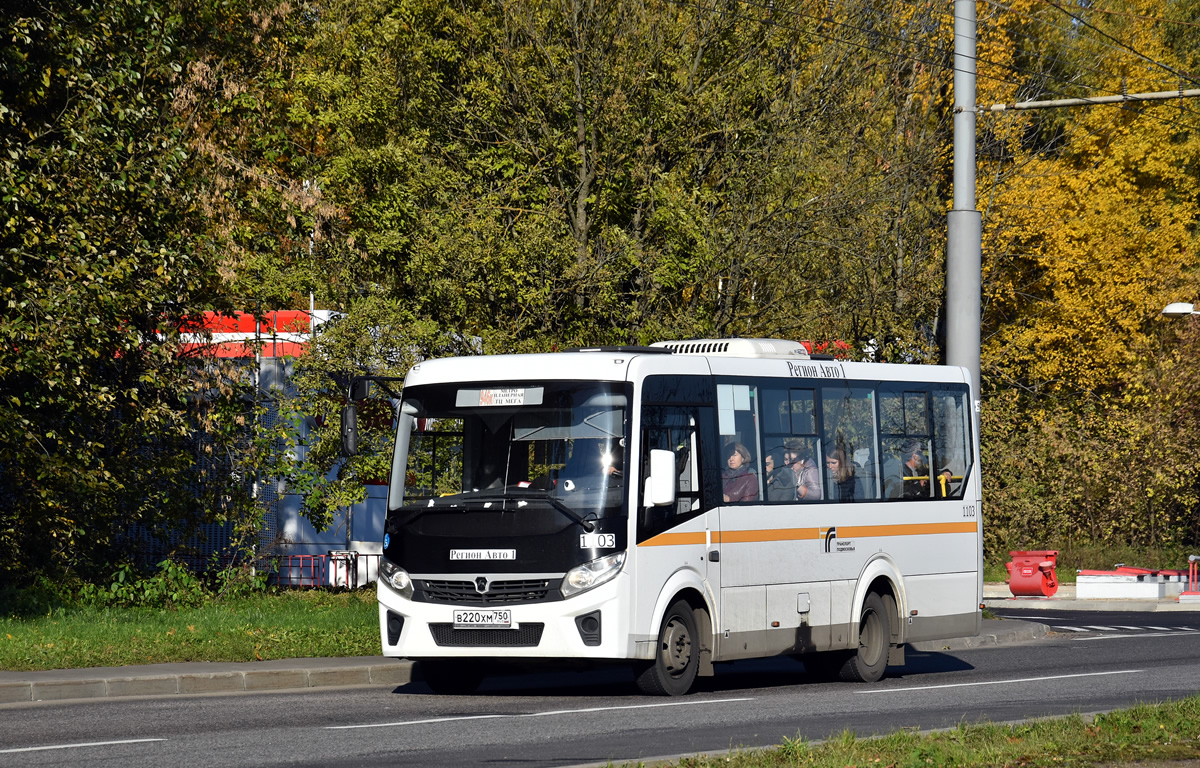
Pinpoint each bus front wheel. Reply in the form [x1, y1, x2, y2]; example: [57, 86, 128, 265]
[840, 592, 891, 683]
[636, 599, 700, 696]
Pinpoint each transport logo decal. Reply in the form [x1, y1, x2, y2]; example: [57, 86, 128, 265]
[822, 526, 837, 552]
[823, 526, 856, 553]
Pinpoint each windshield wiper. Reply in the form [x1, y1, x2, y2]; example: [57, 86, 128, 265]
[468, 489, 596, 532]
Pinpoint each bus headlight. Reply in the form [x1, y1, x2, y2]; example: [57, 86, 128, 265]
[562, 552, 626, 598]
[379, 559, 413, 599]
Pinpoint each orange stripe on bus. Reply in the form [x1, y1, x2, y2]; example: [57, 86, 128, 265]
[716, 528, 819, 543]
[838, 522, 978, 538]
[638, 521, 976, 547]
[639, 531, 707, 547]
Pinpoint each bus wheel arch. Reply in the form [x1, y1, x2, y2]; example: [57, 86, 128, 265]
[637, 589, 712, 695]
[840, 567, 905, 683]
[855, 558, 906, 646]
[865, 575, 902, 650]
[840, 591, 891, 682]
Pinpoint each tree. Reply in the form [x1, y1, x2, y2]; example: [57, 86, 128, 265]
[0, 0, 273, 579]
[273, 0, 957, 359]
[974, 0, 1200, 557]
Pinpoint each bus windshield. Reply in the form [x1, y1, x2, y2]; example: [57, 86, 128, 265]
[389, 381, 629, 528]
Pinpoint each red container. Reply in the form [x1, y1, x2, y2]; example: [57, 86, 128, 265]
[1006, 550, 1059, 597]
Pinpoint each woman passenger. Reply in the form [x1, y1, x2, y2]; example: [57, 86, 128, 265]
[825, 446, 856, 502]
[722, 442, 759, 503]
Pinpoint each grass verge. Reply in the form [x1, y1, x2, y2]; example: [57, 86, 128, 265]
[648, 695, 1200, 767]
[0, 588, 379, 671]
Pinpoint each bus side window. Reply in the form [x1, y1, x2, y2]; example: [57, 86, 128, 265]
[931, 389, 972, 499]
[819, 384, 878, 501]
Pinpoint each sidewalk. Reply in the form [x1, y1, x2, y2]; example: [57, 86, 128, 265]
[0, 617, 1045, 705]
[983, 581, 1200, 612]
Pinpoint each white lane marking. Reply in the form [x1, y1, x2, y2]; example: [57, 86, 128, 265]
[1174, 627, 1198, 631]
[0, 739, 166, 755]
[1082, 625, 1118, 631]
[1051, 625, 1090, 632]
[326, 697, 756, 730]
[1112, 626, 1146, 631]
[858, 669, 1141, 694]
[1146, 626, 1176, 631]
[1074, 632, 1197, 641]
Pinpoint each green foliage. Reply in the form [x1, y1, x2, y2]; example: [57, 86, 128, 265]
[0, 0, 297, 582]
[274, 0, 953, 356]
[0, 574, 83, 620]
[214, 562, 270, 601]
[3, 0, 1199, 572]
[81, 560, 209, 610]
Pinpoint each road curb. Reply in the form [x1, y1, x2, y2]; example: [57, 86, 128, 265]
[0, 660, 415, 705]
[911, 619, 1048, 651]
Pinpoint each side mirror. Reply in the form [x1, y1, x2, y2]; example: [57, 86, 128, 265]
[349, 378, 371, 401]
[341, 403, 359, 457]
[644, 449, 677, 507]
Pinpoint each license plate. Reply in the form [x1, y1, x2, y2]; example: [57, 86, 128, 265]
[453, 609, 513, 629]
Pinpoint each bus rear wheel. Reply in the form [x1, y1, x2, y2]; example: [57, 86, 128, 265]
[636, 599, 700, 696]
[420, 660, 484, 695]
[840, 592, 891, 683]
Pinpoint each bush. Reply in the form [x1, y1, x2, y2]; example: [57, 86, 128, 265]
[81, 560, 208, 609]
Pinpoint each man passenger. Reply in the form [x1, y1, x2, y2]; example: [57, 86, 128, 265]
[783, 438, 821, 500]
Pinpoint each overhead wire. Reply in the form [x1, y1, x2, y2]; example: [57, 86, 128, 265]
[879, 0, 1200, 129]
[662, 0, 1200, 191]
[690, 0, 1200, 312]
[752, 0, 1200, 132]
[669, 0, 1198, 350]
[692, 0, 1200, 135]
[974, 0, 1190, 88]
[1032, 0, 1200, 88]
[970, 3, 1149, 91]
[1065, 4, 1200, 30]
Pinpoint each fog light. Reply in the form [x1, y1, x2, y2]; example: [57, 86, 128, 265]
[575, 610, 602, 646]
[386, 611, 404, 645]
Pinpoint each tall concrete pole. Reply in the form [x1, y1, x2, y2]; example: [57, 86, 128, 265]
[946, 0, 982, 403]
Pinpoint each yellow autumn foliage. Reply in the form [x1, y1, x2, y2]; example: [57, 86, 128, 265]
[978, 0, 1200, 398]
[974, 0, 1200, 558]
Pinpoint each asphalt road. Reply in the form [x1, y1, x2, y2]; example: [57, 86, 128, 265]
[991, 606, 1200, 635]
[3, 619, 1199, 768]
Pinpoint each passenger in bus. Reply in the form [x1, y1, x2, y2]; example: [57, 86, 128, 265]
[722, 442, 759, 502]
[782, 438, 821, 500]
[763, 449, 796, 501]
[824, 446, 857, 502]
[900, 439, 932, 499]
